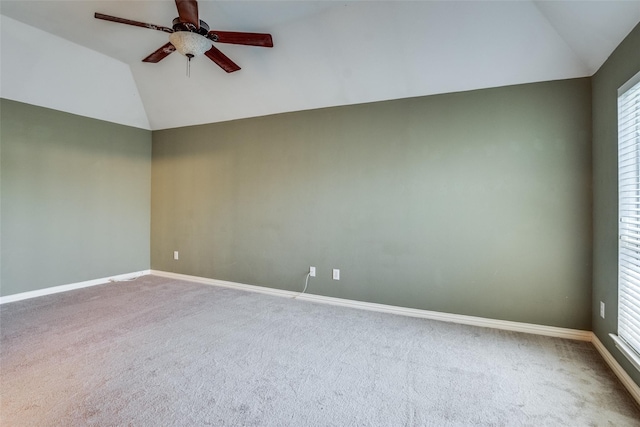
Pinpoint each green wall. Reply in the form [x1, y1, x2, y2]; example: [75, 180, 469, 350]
[0, 99, 152, 297]
[152, 78, 593, 330]
[593, 23, 640, 386]
[3, 22, 638, 384]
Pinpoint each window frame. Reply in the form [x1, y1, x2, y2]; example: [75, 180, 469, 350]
[612, 69, 640, 372]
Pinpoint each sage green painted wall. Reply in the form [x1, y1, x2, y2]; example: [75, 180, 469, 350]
[1, 99, 152, 297]
[593, 23, 640, 386]
[152, 78, 592, 330]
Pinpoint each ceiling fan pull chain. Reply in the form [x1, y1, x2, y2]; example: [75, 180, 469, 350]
[186, 53, 195, 77]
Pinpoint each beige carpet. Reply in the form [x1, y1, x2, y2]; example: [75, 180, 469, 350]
[1, 275, 639, 426]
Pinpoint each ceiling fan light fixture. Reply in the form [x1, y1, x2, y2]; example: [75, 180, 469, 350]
[169, 31, 211, 57]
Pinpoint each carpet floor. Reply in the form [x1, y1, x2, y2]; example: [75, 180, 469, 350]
[1, 275, 639, 426]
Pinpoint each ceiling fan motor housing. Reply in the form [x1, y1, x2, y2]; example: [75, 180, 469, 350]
[172, 17, 209, 35]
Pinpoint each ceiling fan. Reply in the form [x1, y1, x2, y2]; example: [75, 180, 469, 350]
[95, 0, 273, 73]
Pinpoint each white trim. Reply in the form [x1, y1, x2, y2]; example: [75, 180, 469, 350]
[153, 270, 640, 404]
[618, 69, 640, 95]
[0, 270, 151, 304]
[4, 269, 637, 404]
[150, 270, 592, 341]
[151, 270, 300, 299]
[610, 334, 640, 373]
[592, 334, 640, 405]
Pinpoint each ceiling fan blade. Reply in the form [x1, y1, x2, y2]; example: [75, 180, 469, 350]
[175, 0, 199, 30]
[94, 13, 173, 33]
[142, 43, 176, 63]
[208, 31, 273, 47]
[204, 46, 241, 73]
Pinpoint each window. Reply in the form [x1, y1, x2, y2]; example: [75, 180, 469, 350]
[614, 70, 640, 371]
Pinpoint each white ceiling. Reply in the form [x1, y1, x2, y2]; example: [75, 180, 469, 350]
[1, 1, 639, 130]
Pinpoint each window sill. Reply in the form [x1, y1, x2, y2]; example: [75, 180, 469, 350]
[610, 334, 640, 373]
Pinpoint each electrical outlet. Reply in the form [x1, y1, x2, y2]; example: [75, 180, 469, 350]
[174, 251, 179, 260]
[600, 301, 605, 319]
[333, 269, 340, 280]
[309, 266, 316, 277]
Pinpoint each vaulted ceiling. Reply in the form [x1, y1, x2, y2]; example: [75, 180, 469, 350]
[1, 1, 639, 130]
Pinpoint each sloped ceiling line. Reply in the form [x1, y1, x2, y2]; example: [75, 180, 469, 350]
[0, 15, 151, 130]
[1, 1, 639, 130]
[531, 0, 589, 75]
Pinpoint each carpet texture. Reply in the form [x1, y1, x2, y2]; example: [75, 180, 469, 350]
[1, 275, 639, 426]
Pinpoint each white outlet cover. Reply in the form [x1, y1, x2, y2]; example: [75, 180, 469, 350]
[174, 251, 179, 260]
[333, 269, 340, 280]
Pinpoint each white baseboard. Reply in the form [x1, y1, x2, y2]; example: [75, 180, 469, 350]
[150, 270, 592, 341]
[151, 270, 301, 298]
[591, 334, 640, 405]
[0, 270, 151, 304]
[154, 270, 640, 405]
[4, 268, 638, 406]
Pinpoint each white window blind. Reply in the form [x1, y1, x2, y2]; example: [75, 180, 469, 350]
[618, 71, 640, 369]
